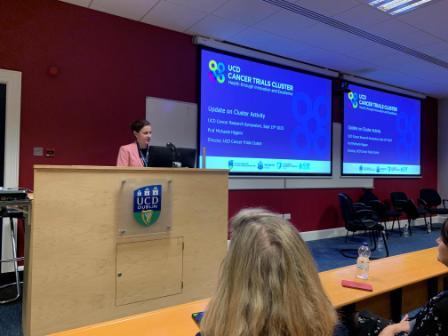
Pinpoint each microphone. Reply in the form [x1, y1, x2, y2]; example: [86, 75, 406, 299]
[166, 142, 181, 167]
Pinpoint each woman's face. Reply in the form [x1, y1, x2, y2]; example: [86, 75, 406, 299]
[134, 125, 152, 148]
[436, 224, 448, 266]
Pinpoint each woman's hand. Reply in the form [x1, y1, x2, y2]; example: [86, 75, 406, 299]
[378, 315, 410, 336]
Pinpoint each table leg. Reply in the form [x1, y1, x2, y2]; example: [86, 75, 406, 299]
[427, 277, 438, 300]
[390, 288, 402, 322]
[337, 304, 357, 332]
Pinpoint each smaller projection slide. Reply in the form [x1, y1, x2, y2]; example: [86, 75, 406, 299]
[342, 84, 421, 176]
[199, 48, 332, 175]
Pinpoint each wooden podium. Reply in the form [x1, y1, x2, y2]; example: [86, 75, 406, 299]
[23, 165, 228, 336]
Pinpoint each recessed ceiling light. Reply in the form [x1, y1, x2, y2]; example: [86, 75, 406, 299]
[368, 0, 436, 15]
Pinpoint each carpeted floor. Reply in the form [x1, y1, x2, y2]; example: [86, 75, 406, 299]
[0, 298, 21, 336]
[308, 223, 442, 271]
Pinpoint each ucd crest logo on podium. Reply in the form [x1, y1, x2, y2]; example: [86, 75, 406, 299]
[133, 185, 162, 227]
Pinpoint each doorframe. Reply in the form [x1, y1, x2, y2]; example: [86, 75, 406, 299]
[0, 69, 21, 274]
[0, 69, 21, 187]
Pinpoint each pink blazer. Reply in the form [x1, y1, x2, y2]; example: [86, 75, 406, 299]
[116, 143, 143, 167]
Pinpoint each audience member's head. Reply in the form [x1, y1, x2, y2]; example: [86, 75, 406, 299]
[201, 208, 337, 336]
[437, 218, 448, 266]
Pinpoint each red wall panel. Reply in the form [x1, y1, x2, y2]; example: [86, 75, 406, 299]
[0, 0, 438, 232]
[0, 0, 196, 187]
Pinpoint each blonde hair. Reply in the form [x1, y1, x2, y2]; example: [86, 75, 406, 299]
[201, 208, 337, 336]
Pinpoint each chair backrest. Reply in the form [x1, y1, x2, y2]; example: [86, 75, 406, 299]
[420, 188, 442, 207]
[360, 189, 387, 218]
[403, 200, 419, 220]
[339, 193, 379, 231]
[390, 192, 408, 210]
[338, 193, 355, 228]
[359, 189, 378, 204]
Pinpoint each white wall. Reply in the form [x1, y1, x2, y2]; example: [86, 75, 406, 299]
[0, 69, 21, 187]
[438, 98, 448, 198]
[0, 69, 21, 274]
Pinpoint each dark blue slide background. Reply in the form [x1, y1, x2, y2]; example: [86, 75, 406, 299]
[199, 49, 332, 172]
[343, 84, 420, 170]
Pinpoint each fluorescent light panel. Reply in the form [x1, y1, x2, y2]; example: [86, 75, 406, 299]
[378, 0, 413, 11]
[390, 0, 433, 14]
[369, 0, 387, 5]
[368, 0, 435, 15]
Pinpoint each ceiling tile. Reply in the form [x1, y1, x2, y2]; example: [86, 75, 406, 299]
[348, 44, 414, 73]
[417, 69, 448, 84]
[333, 4, 391, 29]
[293, 24, 373, 54]
[403, 79, 447, 98]
[405, 61, 448, 83]
[380, 53, 447, 76]
[90, 0, 159, 20]
[397, 1, 448, 40]
[367, 19, 443, 50]
[167, 0, 229, 13]
[59, 0, 448, 97]
[349, 42, 397, 60]
[142, 1, 207, 32]
[294, 0, 359, 16]
[253, 8, 317, 41]
[358, 69, 420, 92]
[281, 46, 332, 67]
[59, 0, 91, 7]
[230, 27, 311, 60]
[309, 53, 376, 74]
[288, 53, 327, 69]
[418, 42, 448, 58]
[213, 0, 279, 26]
[229, 30, 344, 72]
[186, 14, 247, 40]
[271, 43, 377, 75]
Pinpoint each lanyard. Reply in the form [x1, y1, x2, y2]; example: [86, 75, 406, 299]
[137, 143, 149, 167]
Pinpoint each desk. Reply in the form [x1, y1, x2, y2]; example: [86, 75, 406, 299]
[25, 166, 228, 336]
[321, 247, 447, 321]
[0, 197, 31, 304]
[50, 300, 208, 336]
[0, 197, 32, 263]
[0, 198, 31, 224]
[51, 248, 448, 336]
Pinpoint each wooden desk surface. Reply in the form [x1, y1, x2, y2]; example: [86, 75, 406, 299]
[51, 248, 447, 336]
[321, 247, 446, 308]
[50, 299, 208, 336]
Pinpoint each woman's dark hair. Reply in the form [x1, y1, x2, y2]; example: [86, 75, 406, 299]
[441, 218, 448, 245]
[130, 119, 150, 133]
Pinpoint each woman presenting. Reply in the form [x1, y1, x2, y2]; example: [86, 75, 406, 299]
[116, 120, 152, 167]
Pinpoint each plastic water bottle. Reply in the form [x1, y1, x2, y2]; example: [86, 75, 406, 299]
[402, 223, 410, 237]
[376, 235, 384, 250]
[356, 243, 371, 280]
[426, 220, 431, 233]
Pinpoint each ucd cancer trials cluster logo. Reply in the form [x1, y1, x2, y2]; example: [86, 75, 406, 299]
[133, 185, 162, 227]
[208, 59, 226, 84]
[347, 91, 359, 109]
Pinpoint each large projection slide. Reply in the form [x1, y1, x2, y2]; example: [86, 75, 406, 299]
[199, 48, 332, 175]
[342, 84, 421, 176]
